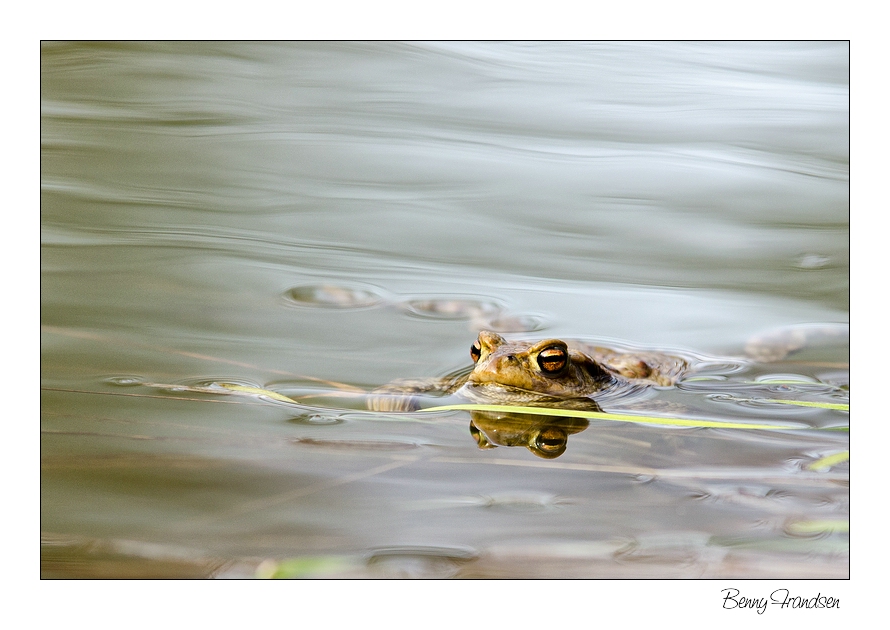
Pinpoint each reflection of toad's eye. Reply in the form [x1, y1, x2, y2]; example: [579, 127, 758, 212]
[537, 346, 567, 373]
[532, 427, 568, 458]
[470, 342, 481, 363]
[469, 422, 496, 449]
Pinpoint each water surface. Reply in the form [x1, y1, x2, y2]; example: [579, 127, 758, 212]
[41, 41, 848, 578]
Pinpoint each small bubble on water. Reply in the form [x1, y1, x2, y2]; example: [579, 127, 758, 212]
[795, 254, 830, 269]
[289, 412, 345, 425]
[366, 546, 477, 579]
[285, 284, 384, 308]
[105, 376, 144, 386]
[483, 314, 544, 333]
[401, 298, 500, 320]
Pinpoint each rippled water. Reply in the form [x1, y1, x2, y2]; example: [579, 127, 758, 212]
[41, 42, 848, 579]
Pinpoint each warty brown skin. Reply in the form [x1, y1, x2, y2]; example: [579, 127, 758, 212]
[368, 330, 687, 412]
[466, 330, 613, 397]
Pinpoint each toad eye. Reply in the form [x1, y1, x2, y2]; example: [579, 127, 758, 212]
[537, 346, 567, 374]
[533, 427, 568, 458]
[470, 342, 482, 363]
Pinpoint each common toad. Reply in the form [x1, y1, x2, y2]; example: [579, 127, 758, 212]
[368, 330, 687, 412]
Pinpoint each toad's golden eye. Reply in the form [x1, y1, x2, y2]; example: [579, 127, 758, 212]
[537, 346, 567, 374]
[470, 342, 482, 363]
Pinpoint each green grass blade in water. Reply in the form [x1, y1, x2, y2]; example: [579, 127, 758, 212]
[768, 399, 849, 411]
[214, 385, 848, 429]
[786, 519, 849, 535]
[422, 404, 808, 430]
[807, 450, 850, 471]
[255, 556, 354, 579]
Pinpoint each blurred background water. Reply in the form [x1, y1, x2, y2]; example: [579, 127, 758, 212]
[41, 41, 848, 578]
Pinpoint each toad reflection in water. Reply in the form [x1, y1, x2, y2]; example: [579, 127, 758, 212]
[467, 409, 590, 459]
